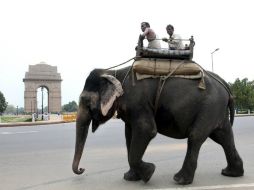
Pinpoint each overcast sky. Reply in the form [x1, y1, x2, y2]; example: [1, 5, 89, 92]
[0, 0, 254, 108]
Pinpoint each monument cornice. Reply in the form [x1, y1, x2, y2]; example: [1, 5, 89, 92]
[23, 78, 62, 82]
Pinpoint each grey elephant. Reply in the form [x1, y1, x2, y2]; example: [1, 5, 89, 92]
[72, 66, 244, 185]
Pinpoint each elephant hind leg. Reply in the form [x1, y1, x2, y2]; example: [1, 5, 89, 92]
[124, 168, 141, 181]
[174, 115, 213, 185]
[209, 120, 244, 177]
[174, 131, 207, 185]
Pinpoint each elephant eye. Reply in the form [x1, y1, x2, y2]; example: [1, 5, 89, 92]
[85, 98, 90, 106]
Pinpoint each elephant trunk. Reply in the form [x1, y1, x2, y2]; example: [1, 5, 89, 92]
[72, 108, 91, 175]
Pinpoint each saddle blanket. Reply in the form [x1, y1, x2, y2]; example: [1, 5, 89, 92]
[133, 58, 201, 76]
[132, 58, 206, 89]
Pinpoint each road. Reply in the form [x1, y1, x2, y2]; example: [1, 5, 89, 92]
[0, 117, 254, 190]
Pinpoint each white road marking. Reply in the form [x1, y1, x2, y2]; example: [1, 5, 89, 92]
[0, 131, 39, 135]
[148, 183, 254, 190]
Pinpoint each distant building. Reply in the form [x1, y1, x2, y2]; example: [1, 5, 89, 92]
[23, 62, 62, 113]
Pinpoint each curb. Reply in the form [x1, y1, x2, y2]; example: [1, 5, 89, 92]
[0, 121, 74, 127]
[0, 115, 253, 127]
[235, 114, 254, 117]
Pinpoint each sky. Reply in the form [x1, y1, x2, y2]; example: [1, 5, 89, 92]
[0, 0, 254, 108]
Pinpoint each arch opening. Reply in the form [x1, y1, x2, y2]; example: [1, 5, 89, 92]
[37, 86, 49, 117]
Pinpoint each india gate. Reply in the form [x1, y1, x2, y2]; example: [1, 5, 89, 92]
[23, 62, 62, 113]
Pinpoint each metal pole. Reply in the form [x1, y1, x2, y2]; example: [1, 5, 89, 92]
[17, 106, 18, 115]
[41, 87, 44, 120]
[211, 53, 214, 72]
[47, 90, 49, 113]
[34, 99, 36, 113]
[211, 48, 219, 72]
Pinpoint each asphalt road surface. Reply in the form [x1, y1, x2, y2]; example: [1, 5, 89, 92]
[0, 117, 254, 190]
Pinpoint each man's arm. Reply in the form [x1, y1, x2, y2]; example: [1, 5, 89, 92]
[141, 28, 149, 37]
[162, 37, 168, 42]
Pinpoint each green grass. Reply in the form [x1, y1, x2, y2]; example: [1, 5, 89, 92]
[0, 115, 32, 123]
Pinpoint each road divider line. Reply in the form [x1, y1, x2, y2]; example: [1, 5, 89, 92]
[148, 183, 254, 190]
[0, 131, 39, 135]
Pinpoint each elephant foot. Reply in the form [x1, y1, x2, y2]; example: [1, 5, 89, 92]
[138, 162, 155, 183]
[221, 165, 244, 177]
[174, 170, 194, 185]
[124, 169, 141, 181]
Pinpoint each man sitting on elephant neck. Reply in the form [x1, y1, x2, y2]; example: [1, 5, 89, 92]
[140, 22, 161, 49]
[162, 24, 184, 50]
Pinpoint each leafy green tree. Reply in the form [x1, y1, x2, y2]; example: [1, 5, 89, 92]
[0, 91, 8, 115]
[18, 107, 25, 114]
[229, 78, 254, 110]
[62, 101, 78, 112]
[43, 106, 48, 113]
[4, 104, 25, 115]
[4, 104, 16, 114]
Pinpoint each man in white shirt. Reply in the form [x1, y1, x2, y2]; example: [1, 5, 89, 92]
[162, 24, 184, 50]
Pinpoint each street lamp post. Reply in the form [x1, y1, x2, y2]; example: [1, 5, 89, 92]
[211, 48, 219, 72]
[37, 101, 38, 115]
[41, 87, 44, 120]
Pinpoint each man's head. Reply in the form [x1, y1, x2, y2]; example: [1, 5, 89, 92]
[141, 22, 150, 32]
[166, 24, 174, 36]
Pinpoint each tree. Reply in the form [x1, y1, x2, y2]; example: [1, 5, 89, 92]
[62, 101, 78, 112]
[18, 107, 25, 115]
[0, 91, 8, 115]
[4, 105, 25, 115]
[229, 78, 254, 110]
[4, 104, 16, 114]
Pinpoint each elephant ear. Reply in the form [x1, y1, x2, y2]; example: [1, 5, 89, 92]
[100, 74, 124, 116]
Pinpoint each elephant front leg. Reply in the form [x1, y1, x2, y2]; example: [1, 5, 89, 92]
[124, 118, 157, 183]
[124, 124, 141, 181]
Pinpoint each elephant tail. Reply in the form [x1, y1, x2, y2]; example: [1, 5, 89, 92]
[228, 95, 235, 127]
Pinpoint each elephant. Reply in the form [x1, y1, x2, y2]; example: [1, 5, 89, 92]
[72, 66, 244, 185]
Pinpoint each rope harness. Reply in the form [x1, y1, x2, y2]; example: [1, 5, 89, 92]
[105, 57, 136, 86]
[105, 57, 231, 118]
[105, 57, 135, 70]
[154, 61, 185, 115]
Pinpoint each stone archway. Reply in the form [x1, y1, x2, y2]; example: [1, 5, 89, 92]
[23, 62, 62, 113]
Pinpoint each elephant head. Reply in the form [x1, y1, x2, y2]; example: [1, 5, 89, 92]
[72, 69, 123, 175]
